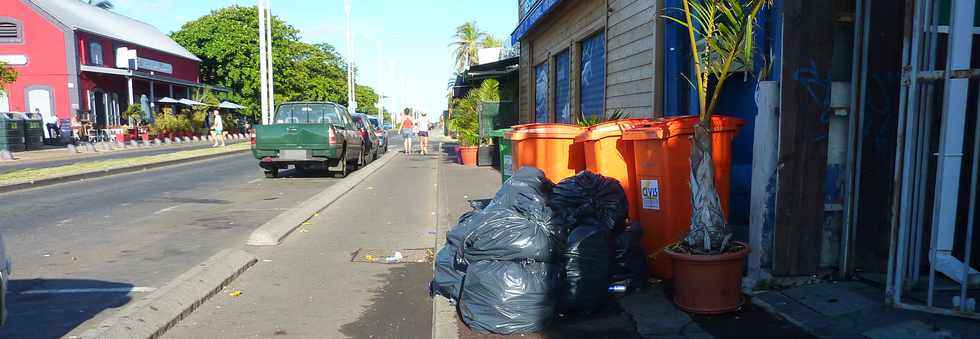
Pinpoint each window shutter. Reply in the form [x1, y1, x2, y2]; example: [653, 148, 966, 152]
[554, 50, 571, 123]
[534, 62, 549, 122]
[579, 32, 606, 120]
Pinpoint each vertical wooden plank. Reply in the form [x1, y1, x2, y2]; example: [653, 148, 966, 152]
[773, 0, 837, 276]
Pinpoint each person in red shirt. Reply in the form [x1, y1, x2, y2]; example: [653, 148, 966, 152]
[400, 109, 415, 154]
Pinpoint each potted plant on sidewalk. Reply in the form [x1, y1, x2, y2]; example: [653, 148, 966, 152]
[662, 0, 769, 314]
[450, 92, 480, 166]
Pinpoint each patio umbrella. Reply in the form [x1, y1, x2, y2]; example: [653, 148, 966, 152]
[219, 101, 245, 109]
[178, 98, 206, 106]
[157, 97, 181, 104]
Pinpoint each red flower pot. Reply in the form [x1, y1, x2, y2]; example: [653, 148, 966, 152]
[665, 242, 750, 314]
[459, 146, 478, 167]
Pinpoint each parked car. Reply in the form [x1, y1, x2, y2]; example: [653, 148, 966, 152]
[252, 102, 363, 178]
[365, 116, 388, 153]
[0, 232, 9, 327]
[351, 113, 380, 164]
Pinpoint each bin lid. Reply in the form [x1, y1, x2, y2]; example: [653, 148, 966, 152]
[505, 123, 583, 141]
[622, 115, 743, 141]
[490, 128, 513, 138]
[574, 118, 657, 142]
[0, 112, 24, 121]
[22, 112, 42, 120]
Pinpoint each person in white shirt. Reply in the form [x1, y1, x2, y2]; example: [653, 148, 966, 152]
[212, 109, 226, 147]
[417, 113, 430, 155]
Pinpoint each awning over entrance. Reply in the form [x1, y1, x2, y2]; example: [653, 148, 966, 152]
[80, 65, 230, 93]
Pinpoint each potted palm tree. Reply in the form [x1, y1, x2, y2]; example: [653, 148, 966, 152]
[662, 0, 769, 314]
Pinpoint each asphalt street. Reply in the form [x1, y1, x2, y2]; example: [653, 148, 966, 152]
[0, 151, 340, 338]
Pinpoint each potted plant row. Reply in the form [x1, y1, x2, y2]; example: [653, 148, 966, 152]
[660, 0, 769, 314]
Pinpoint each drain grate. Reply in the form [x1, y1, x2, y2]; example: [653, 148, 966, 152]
[350, 248, 434, 264]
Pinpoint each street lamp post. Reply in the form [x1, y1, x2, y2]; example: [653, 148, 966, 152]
[257, 0, 269, 124]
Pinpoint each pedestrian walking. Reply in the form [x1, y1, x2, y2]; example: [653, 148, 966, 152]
[417, 113, 430, 155]
[203, 109, 212, 140]
[212, 109, 226, 147]
[400, 109, 415, 154]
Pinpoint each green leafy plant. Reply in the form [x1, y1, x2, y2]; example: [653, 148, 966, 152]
[665, 0, 769, 254]
[449, 21, 487, 72]
[576, 109, 631, 127]
[0, 62, 17, 96]
[122, 105, 144, 126]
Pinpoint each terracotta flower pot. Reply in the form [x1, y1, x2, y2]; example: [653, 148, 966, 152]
[459, 146, 478, 166]
[665, 241, 750, 314]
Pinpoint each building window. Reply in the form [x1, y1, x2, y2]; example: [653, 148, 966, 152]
[89, 42, 104, 65]
[0, 18, 23, 43]
[534, 62, 549, 122]
[580, 31, 606, 119]
[554, 50, 571, 123]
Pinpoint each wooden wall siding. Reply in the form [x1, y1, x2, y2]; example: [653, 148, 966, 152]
[517, 0, 605, 123]
[606, 0, 657, 117]
[772, 0, 837, 276]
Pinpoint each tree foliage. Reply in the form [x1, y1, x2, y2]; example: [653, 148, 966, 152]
[0, 62, 17, 95]
[171, 6, 378, 119]
[450, 21, 486, 72]
[480, 35, 503, 48]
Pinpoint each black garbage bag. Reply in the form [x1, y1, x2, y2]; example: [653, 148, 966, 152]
[559, 222, 612, 313]
[486, 167, 554, 215]
[611, 223, 649, 288]
[550, 171, 628, 231]
[459, 260, 560, 334]
[430, 244, 465, 302]
[460, 207, 562, 264]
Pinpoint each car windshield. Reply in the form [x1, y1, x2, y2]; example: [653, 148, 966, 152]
[366, 118, 381, 129]
[274, 104, 341, 124]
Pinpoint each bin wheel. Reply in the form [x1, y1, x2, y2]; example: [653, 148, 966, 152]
[264, 168, 278, 178]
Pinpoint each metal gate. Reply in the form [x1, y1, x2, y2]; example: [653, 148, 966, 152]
[888, 0, 980, 319]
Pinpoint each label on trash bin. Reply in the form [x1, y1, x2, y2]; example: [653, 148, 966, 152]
[641, 179, 661, 210]
[502, 155, 513, 177]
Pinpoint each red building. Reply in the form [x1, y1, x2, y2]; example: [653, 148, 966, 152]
[0, 0, 218, 138]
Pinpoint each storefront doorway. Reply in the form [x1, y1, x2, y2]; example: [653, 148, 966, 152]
[26, 86, 56, 138]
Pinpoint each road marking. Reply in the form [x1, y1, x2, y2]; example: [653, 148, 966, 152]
[248, 178, 262, 184]
[153, 205, 181, 215]
[18, 287, 157, 295]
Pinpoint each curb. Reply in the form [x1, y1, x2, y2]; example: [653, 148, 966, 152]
[73, 249, 257, 339]
[246, 150, 399, 246]
[0, 147, 250, 194]
[432, 141, 459, 339]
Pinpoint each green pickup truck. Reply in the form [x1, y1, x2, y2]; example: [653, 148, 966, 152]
[252, 102, 363, 178]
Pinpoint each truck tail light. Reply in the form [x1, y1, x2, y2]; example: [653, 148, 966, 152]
[328, 128, 337, 144]
[250, 135, 256, 145]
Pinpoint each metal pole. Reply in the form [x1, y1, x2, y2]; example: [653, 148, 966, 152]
[841, 0, 866, 278]
[345, 0, 357, 112]
[960, 87, 980, 312]
[127, 77, 134, 105]
[257, 0, 269, 124]
[378, 40, 384, 124]
[265, 0, 276, 120]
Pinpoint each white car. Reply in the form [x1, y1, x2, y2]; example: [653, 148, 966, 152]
[0, 233, 9, 326]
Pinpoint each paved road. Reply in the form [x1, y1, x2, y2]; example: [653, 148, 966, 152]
[0, 140, 247, 174]
[0, 152, 339, 338]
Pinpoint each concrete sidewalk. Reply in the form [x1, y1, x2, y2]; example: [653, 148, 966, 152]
[164, 142, 439, 339]
[0, 136, 248, 174]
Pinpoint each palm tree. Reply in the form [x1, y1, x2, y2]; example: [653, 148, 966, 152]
[480, 35, 503, 48]
[665, 0, 769, 254]
[449, 21, 486, 72]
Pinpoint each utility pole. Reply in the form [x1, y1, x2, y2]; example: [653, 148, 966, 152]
[257, 0, 269, 124]
[264, 0, 275, 121]
[344, 0, 357, 112]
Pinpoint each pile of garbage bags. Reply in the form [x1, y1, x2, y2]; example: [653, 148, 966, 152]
[430, 168, 648, 334]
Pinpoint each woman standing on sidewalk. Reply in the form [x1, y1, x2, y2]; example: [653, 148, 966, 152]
[417, 113, 430, 155]
[212, 109, 226, 147]
[400, 109, 415, 154]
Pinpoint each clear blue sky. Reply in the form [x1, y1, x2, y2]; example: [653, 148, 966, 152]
[112, 0, 518, 121]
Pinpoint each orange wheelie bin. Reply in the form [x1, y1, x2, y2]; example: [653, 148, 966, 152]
[505, 123, 585, 183]
[622, 115, 743, 279]
[575, 118, 656, 220]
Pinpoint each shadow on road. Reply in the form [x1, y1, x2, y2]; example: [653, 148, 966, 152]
[0, 278, 135, 339]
